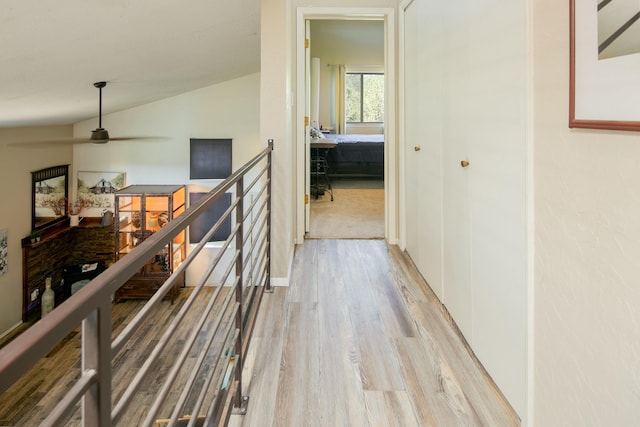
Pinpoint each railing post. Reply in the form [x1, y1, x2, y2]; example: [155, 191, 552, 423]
[234, 178, 248, 413]
[266, 139, 273, 292]
[82, 302, 112, 426]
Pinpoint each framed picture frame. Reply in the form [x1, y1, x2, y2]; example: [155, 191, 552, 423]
[32, 165, 69, 231]
[570, 0, 640, 131]
[77, 171, 126, 217]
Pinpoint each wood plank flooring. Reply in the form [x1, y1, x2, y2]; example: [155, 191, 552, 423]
[0, 239, 519, 426]
[0, 287, 229, 426]
[230, 240, 520, 427]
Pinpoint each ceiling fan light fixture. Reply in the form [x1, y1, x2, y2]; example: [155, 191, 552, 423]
[91, 128, 110, 142]
[11, 81, 163, 147]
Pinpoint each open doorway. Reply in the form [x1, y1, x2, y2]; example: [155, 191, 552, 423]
[305, 18, 386, 239]
[294, 7, 397, 245]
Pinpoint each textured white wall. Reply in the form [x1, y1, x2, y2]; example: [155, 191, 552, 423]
[533, 0, 640, 425]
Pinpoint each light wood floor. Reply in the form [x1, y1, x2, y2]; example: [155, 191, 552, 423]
[0, 239, 519, 426]
[230, 240, 520, 427]
[0, 287, 229, 426]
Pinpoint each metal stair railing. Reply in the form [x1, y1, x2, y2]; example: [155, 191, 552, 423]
[0, 140, 274, 426]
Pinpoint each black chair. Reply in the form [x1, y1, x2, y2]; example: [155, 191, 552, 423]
[310, 150, 334, 201]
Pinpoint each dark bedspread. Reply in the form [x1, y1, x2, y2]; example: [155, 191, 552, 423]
[323, 133, 384, 166]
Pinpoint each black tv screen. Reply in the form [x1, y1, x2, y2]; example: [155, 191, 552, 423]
[190, 138, 232, 179]
[189, 192, 232, 243]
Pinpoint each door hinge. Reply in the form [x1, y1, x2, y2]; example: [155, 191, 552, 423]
[305, 194, 309, 204]
[305, 38, 309, 48]
[304, 116, 309, 126]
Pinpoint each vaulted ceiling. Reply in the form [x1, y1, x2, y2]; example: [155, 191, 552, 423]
[0, 0, 260, 127]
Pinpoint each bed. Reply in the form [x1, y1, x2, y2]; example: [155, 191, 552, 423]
[322, 133, 384, 177]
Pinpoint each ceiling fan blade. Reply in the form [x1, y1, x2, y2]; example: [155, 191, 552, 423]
[8, 137, 92, 147]
[9, 135, 168, 147]
[107, 136, 169, 141]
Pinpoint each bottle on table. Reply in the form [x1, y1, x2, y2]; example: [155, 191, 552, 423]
[41, 277, 55, 317]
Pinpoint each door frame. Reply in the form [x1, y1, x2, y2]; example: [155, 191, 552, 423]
[294, 7, 397, 244]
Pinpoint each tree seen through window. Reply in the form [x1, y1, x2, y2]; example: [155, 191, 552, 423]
[345, 73, 384, 123]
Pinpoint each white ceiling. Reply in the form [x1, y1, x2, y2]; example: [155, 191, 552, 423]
[0, 0, 260, 127]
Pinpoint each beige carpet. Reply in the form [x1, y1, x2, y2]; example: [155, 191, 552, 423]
[309, 188, 384, 239]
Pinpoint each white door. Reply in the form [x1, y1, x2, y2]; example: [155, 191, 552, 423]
[442, 131, 472, 339]
[304, 20, 312, 233]
[466, 2, 528, 412]
[440, 3, 472, 340]
[403, 0, 444, 300]
[401, 0, 527, 415]
[404, 0, 472, 338]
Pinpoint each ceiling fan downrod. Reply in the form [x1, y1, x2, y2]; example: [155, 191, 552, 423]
[91, 81, 109, 141]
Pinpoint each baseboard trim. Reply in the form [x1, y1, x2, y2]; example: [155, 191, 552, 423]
[269, 245, 294, 287]
[0, 321, 28, 349]
[270, 277, 290, 287]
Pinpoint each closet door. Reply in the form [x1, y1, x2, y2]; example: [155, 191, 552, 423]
[404, 0, 472, 337]
[403, 0, 443, 299]
[442, 133, 472, 339]
[466, 2, 528, 414]
[402, 0, 527, 415]
[440, 0, 472, 340]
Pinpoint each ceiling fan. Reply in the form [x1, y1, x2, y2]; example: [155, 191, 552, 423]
[11, 81, 165, 146]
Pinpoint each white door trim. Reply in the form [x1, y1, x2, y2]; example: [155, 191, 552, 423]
[294, 7, 397, 244]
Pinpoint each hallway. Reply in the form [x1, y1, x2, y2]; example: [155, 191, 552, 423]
[0, 239, 519, 426]
[231, 240, 519, 426]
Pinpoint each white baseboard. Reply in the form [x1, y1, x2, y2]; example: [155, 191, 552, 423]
[270, 277, 290, 287]
[0, 321, 24, 341]
[269, 244, 294, 287]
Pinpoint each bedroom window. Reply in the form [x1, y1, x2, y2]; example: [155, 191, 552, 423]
[345, 72, 384, 123]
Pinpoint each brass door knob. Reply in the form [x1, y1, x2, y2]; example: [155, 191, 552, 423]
[460, 160, 470, 168]
[414, 146, 421, 151]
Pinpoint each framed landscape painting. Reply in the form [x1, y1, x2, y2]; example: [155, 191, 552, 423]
[570, 0, 640, 131]
[77, 171, 126, 216]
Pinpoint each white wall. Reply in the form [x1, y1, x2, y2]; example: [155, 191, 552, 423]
[73, 73, 261, 185]
[261, 0, 295, 285]
[0, 126, 73, 335]
[533, 1, 640, 425]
